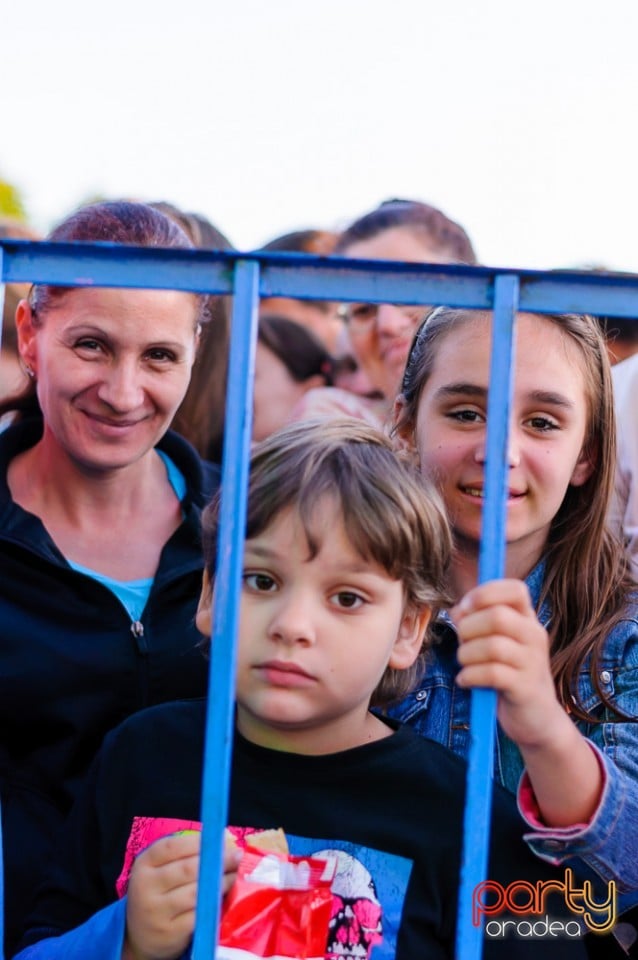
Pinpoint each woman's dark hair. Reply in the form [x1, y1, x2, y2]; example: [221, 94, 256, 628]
[258, 314, 334, 385]
[0, 200, 201, 423]
[149, 201, 232, 251]
[336, 198, 477, 265]
[260, 229, 338, 256]
[30, 201, 194, 318]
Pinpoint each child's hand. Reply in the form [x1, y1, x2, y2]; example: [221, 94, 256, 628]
[452, 578, 604, 827]
[123, 831, 242, 960]
[452, 579, 564, 750]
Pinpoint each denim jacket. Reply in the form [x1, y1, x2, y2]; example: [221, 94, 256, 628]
[388, 563, 638, 895]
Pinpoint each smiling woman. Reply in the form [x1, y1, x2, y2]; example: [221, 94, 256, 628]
[14, 287, 200, 498]
[0, 201, 217, 955]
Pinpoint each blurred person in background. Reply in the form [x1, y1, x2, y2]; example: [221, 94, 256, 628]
[291, 317, 388, 431]
[150, 202, 233, 465]
[568, 265, 638, 366]
[252, 314, 333, 441]
[609, 350, 638, 580]
[258, 228, 343, 352]
[0, 218, 42, 404]
[331, 323, 385, 400]
[335, 198, 477, 404]
[598, 314, 638, 365]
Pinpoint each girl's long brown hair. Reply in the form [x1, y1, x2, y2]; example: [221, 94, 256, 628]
[395, 307, 636, 720]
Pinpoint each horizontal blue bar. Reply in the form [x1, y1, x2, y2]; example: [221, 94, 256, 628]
[2, 240, 638, 318]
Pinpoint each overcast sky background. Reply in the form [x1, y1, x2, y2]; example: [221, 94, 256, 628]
[3, 0, 638, 272]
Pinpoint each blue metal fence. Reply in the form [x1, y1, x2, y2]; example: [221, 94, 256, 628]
[2, 239, 638, 960]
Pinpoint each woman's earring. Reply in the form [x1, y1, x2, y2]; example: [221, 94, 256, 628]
[21, 361, 36, 379]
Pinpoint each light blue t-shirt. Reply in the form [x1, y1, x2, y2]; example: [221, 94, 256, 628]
[67, 450, 187, 622]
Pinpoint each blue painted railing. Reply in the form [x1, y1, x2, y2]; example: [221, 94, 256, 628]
[2, 239, 638, 960]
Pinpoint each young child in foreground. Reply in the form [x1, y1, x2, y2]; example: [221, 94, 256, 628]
[15, 420, 588, 960]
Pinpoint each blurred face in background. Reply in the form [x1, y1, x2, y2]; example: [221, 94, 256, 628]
[331, 325, 384, 400]
[259, 298, 343, 354]
[258, 228, 343, 354]
[339, 226, 459, 401]
[252, 341, 324, 443]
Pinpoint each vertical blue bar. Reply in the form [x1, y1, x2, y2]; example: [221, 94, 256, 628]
[192, 259, 260, 960]
[0, 247, 4, 960]
[455, 274, 520, 960]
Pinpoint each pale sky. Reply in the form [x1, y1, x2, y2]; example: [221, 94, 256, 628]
[3, 0, 638, 271]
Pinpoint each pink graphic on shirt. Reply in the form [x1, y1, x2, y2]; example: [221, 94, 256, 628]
[315, 848, 383, 958]
[116, 818, 286, 898]
[116, 817, 202, 897]
[116, 820, 386, 959]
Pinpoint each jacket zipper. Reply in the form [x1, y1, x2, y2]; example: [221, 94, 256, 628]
[130, 620, 148, 654]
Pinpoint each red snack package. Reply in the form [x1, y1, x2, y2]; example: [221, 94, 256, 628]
[218, 845, 336, 960]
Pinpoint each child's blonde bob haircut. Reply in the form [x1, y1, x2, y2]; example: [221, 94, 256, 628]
[201, 418, 452, 707]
